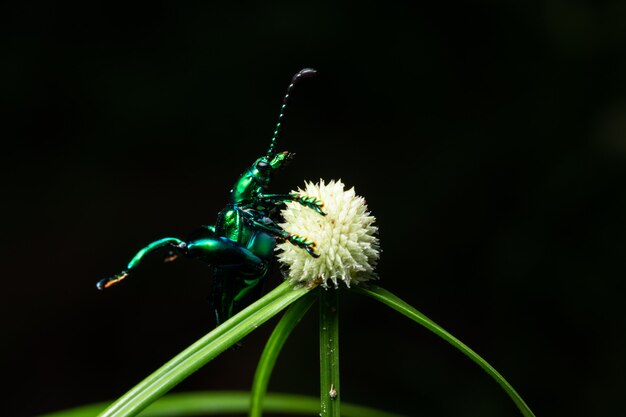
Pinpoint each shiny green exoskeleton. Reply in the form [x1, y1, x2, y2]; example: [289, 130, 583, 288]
[97, 69, 324, 325]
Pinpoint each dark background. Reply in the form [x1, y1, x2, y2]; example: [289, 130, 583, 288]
[2, 2, 626, 417]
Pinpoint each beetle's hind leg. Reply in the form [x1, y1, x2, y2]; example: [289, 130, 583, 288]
[184, 235, 266, 272]
[97, 237, 187, 290]
[97, 228, 268, 291]
[183, 234, 268, 326]
[96, 270, 130, 290]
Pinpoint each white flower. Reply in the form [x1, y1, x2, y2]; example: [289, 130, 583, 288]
[277, 179, 380, 288]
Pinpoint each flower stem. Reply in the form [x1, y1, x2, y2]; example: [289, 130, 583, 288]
[319, 288, 340, 417]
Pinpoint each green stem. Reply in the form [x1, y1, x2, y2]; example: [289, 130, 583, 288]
[39, 391, 409, 417]
[319, 288, 340, 417]
[249, 292, 318, 417]
[100, 281, 295, 416]
[353, 284, 536, 417]
[98, 281, 310, 417]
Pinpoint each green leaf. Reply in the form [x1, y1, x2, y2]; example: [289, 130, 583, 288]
[319, 289, 340, 417]
[353, 285, 536, 417]
[249, 292, 318, 417]
[98, 281, 310, 417]
[38, 391, 408, 417]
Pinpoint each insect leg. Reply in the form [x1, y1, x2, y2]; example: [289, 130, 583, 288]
[241, 213, 320, 258]
[185, 234, 268, 326]
[210, 268, 265, 326]
[164, 225, 218, 263]
[97, 237, 187, 290]
[258, 193, 326, 215]
[185, 235, 266, 272]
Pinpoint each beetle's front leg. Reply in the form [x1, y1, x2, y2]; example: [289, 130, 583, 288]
[258, 193, 326, 216]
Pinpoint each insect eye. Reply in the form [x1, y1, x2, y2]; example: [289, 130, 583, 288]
[257, 161, 270, 170]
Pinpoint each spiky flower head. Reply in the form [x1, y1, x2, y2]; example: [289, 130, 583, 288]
[277, 180, 380, 288]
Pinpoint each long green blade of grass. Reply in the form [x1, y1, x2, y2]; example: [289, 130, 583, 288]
[98, 281, 297, 416]
[249, 292, 318, 417]
[98, 282, 311, 417]
[319, 288, 340, 417]
[353, 284, 536, 417]
[39, 391, 408, 417]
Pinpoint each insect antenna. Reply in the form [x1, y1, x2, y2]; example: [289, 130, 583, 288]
[266, 68, 317, 158]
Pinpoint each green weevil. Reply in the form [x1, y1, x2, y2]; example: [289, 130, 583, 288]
[97, 69, 325, 325]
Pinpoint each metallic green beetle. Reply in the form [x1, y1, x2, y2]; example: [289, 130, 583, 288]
[97, 69, 324, 325]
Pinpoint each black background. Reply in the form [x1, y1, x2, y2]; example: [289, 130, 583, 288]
[2, 2, 626, 417]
